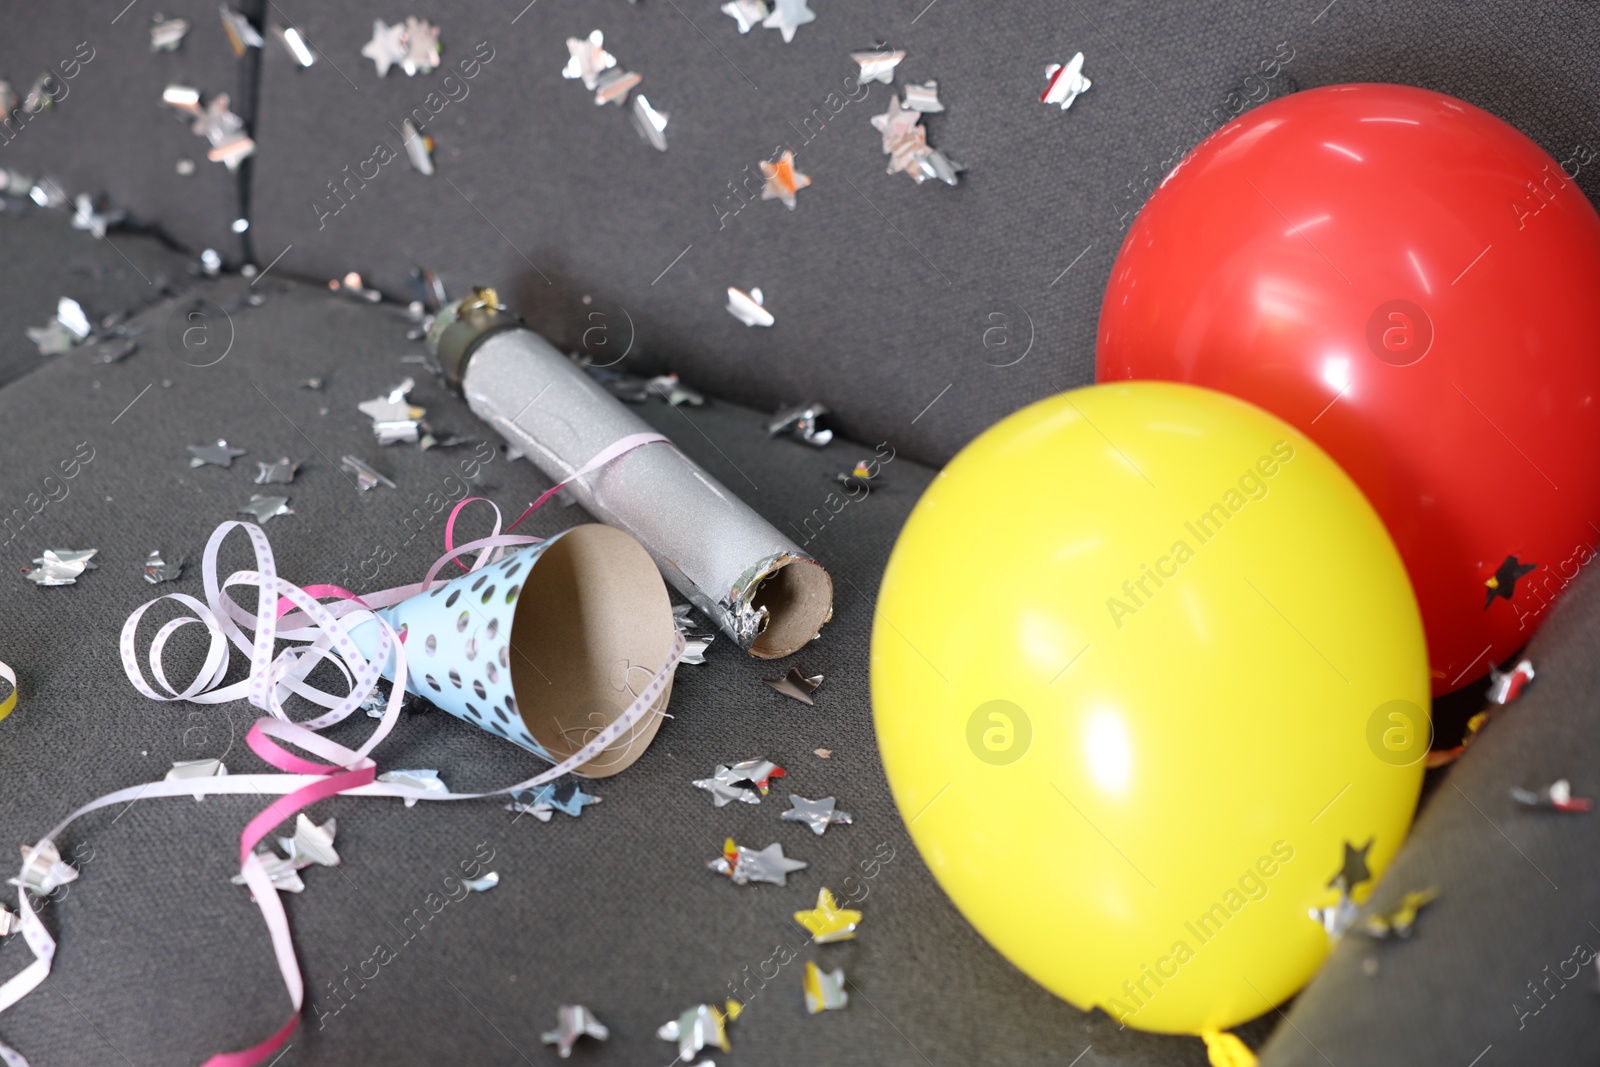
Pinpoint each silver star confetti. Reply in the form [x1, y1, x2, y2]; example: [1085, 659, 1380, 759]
[541, 1005, 610, 1058]
[759, 150, 810, 208]
[1310, 894, 1359, 940]
[10, 841, 78, 896]
[26, 549, 98, 587]
[1041, 52, 1091, 110]
[254, 457, 298, 484]
[767, 403, 833, 446]
[721, 0, 768, 33]
[465, 871, 499, 892]
[871, 94, 962, 186]
[361, 18, 408, 77]
[400, 17, 442, 75]
[693, 759, 785, 806]
[631, 93, 669, 150]
[766, 666, 823, 705]
[903, 80, 944, 112]
[803, 961, 848, 1013]
[232, 851, 306, 894]
[851, 47, 904, 84]
[190, 93, 255, 170]
[26, 297, 91, 354]
[166, 758, 228, 799]
[505, 796, 554, 822]
[782, 795, 852, 835]
[278, 814, 339, 868]
[144, 549, 184, 584]
[240, 494, 293, 523]
[359, 378, 425, 444]
[220, 5, 264, 56]
[658, 1002, 739, 1061]
[150, 16, 190, 51]
[563, 30, 616, 91]
[378, 768, 449, 807]
[1488, 657, 1535, 704]
[189, 439, 246, 468]
[71, 193, 124, 238]
[726, 286, 774, 328]
[762, 0, 816, 42]
[341, 455, 397, 491]
[709, 839, 808, 886]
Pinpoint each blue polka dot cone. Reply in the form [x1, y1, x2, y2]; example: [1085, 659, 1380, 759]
[347, 526, 678, 772]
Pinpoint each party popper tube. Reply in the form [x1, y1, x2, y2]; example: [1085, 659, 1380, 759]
[429, 290, 834, 658]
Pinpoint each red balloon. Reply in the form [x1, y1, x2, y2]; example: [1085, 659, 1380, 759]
[1097, 84, 1600, 696]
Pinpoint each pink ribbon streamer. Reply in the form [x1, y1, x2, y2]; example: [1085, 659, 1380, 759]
[0, 435, 682, 1067]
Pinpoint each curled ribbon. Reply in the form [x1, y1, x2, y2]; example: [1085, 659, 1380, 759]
[0, 435, 681, 1067]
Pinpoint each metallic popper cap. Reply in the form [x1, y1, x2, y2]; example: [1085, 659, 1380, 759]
[426, 287, 521, 391]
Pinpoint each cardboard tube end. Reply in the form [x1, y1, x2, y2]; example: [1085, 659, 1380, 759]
[749, 559, 834, 659]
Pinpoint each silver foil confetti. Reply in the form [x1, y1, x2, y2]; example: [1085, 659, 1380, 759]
[190, 93, 255, 170]
[163, 84, 202, 113]
[1041, 52, 1091, 110]
[505, 796, 554, 822]
[1362, 888, 1439, 940]
[464, 871, 499, 892]
[150, 16, 191, 51]
[330, 270, 383, 303]
[767, 403, 833, 447]
[721, 0, 769, 33]
[166, 758, 228, 799]
[361, 18, 407, 76]
[762, 0, 816, 42]
[28, 180, 69, 210]
[693, 759, 785, 806]
[631, 93, 669, 151]
[189, 439, 246, 467]
[232, 851, 306, 893]
[10, 841, 78, 895]
[658, 1002, 737, 1061]
[1310, 894, 1359, 940]
[0, 906, 17, 937]
[274, 25, 316, 67]
[903, 80, 945, 112]
[26, 297, 91, 354]
[563, 30, 616, 90]
[647, 373, 703, 407]
[781, 794, 852, 835]
[71, 194, 124, 238]
[726, 286, 774, 328]
[240, 494, 293, 523]
[541, 1005, 610, 1058]
[673, 603, 716, 664]
[220, 5, 264, 56]
[279, 814, 339, 868]
[144, 549, 184, 584]
[851, 47, 904, 84]
[803, 961, 848, 1013]
[378, 768, 448, 807]
[26, 549, 98, 587]
[433, 299, 834, 655]
[341, 454, 397, 491]
[871, 94, 962, 186]
[594, 68, 641, 107]
[765, 666, 823, 704]
[254, 457, 298, 484]
[1488, 658, 1535, 705]
[176, 158, 196, 175]
[759, 150, 810, 208]
[198, 248, 223, 276]
[1510, 778, 1592, 812]
[708, 839, 808, 886]
[401, 118, 434, 175]
[512, 781, 600, 818]
[401, 17, 442, 75]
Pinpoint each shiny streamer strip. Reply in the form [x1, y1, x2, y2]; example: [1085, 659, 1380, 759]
[0, 441, 683, 1067]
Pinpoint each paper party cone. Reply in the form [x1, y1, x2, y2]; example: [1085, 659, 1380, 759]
[350, 524, 677, 778]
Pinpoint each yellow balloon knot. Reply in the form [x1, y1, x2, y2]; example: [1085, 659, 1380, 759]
[1200, 1029, 1257, 1067]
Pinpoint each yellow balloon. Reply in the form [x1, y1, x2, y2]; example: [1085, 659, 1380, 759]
[871, 382, 1428, 1034]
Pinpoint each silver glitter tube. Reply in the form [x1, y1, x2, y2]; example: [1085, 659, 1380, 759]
[429, 291, 833, 659]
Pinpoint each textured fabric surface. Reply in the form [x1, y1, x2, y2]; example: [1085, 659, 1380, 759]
[0, 217, 1276, 1066]
[0, 210, 194, 389]
[242, 0, 1600, 468]
[0, 1, 250, 260]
